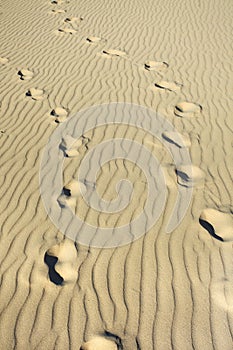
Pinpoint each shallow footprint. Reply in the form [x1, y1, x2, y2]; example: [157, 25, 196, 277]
[102, 49, 126, 57]
[50, 9, 66, 14]
[50, 0, 64, 4]
[80, 337, 117, 350]
[57, 27, 77, 34]
[26, 88, 45, 100]
[145, 60, 168, 71]
[0, 56, 9, 64]
[174, 101, 202, 117]
[86, 36, 104, 43]
[64, 16, 83, 24]
[51, 106, 69, 123]
[200, 208, 233, 242]
[176, 165, 205, 187]
[154, 80, 182, 92]
[18, 69, 34, 80]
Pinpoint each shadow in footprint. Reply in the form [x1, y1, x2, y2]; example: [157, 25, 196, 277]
[44, 252, 64, 285]
[199, 219, 223, 242]
[102, 49, 126, 57]
[63, 187, 71, 196]
[18, 69, 33, 81]
[104, 331, 123, 349]
[154, 81, 181, 92]
[86, 36, 104, 43]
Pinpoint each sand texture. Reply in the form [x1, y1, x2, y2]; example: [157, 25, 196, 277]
[0, 0, 233, 349]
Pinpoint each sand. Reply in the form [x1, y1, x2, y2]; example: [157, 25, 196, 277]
[0, 0, 233, 349]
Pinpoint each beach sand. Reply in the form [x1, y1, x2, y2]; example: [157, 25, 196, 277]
[0, 0, 233, 349]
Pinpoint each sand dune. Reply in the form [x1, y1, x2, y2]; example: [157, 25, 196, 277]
[0, 0, 232, 349]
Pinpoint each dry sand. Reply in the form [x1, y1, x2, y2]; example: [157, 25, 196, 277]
[0, 0, 233, 349]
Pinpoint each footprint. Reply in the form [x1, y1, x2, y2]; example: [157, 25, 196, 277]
[50, 9, 66, 14]
[45, 240, 78, 284]
[26, 88, 45, 100]
[58, 179, 87, 213]
[176, 165, 204, 187]
[50, 0, 64, 4]
[80, 336, 118, 350]
[57, 27, 77, 34]
[64, 16, 83, 24]
[0, 56, 9, 64]
[174, 101, 202, 117]
[58, 178, 95, 213]
[51, 107, 69, 122]
[162, 131, 191, 148]
[18, 69, 33, 80]
[199, 208, 233, 242]
[86, 36, 104, 43]
[102, 49, 126, 57]
[61, 134, 77, 149]
[61, 134, 89, 156]
[57, 194, 76, 212]
[64, 148, 80, 157]
[63, 179, 87, 197]
[144, 60, 169, 71]
[154, 80, 182, 92]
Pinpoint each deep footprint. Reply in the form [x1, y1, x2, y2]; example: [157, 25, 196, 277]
[45, 241, 78, 284]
